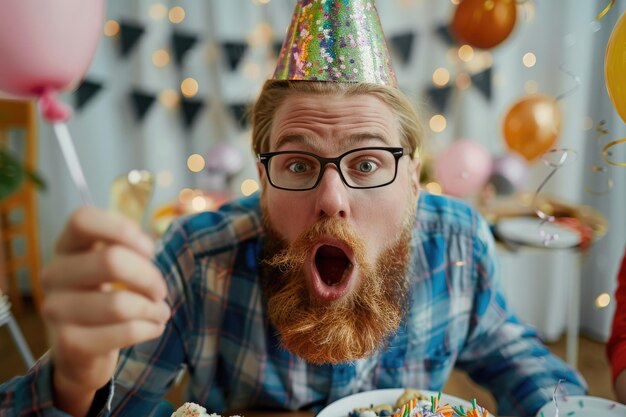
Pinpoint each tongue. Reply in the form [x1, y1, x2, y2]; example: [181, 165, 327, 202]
[315, 245, 350, 286]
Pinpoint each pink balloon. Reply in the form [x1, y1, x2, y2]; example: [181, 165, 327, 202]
[434, 139, 493, 198]
[0, 1, 104, 98]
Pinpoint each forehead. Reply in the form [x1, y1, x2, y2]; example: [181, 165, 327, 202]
[270, 92, 399, 152]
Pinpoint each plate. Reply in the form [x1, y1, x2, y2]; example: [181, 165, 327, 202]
[536, 395, 626, 417]
[316, 388, 492, 417]
[495, 217, 581, 249]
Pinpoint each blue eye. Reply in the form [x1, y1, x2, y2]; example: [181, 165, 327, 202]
[357, 161, 376, 173]
[288, 161, 311, 173]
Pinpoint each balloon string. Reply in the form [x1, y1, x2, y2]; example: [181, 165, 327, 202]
[533, 149, 577, 245]
[551, 379, 565, 417]
[554, 64, 581, 102]
[52, 123, 94, 206]
[596, 0, 615, 20]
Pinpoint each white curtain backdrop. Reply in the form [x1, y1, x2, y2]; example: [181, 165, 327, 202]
[34, 0, 626, 345]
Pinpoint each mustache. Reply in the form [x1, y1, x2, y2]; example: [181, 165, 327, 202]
[262, 216, 368, 274]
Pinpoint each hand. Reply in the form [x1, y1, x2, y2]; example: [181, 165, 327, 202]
[40, 207, 170, 413]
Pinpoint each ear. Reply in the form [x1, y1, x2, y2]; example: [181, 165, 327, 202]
[409, 157, 421, 189]
[257, 161, 267, 189]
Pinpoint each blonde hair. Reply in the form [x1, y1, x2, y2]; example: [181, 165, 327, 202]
[250, 80, 423, 159]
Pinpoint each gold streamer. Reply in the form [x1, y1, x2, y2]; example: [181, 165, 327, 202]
[596, 0, 615, 21]
[584, 120, 614, 195]
[602, 138, 626, 167]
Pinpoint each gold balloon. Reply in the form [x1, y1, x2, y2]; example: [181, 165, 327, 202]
[109, 170, 154, 225]
[450, 0, 517, 49]
[502, 95, 562, 162]
[605, 10, 626, 123]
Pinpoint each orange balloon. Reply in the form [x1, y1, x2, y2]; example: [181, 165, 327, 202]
[502, 95, 562, 162]
[450, 0, 517, 49]
[605, 11, 626, 124]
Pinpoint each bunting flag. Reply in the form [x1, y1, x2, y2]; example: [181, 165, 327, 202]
[389, 32, 416, 65]
[471, 66, 492, 101]
[118, 21, 146, 57]
[425, 85, 454, 114]
[130, 90, 156, 121]
[228, 103, 251, 129]
[435, 24, 456, 47]
[74, 79, 103, 111]
[172, 31, 198, 66]
[180, 98, 205, 129]
[272, 41, 283, 57]
[222, 42, 248, 71]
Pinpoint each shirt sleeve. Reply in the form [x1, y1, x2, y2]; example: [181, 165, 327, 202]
[0, 351, 113, 417]
[607, 247, 626, 383]
[0, 219, 192, 417]
[455, 213, 587, 417]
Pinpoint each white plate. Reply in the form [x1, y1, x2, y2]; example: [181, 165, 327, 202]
[316, 388, 492, 417]
[495, 217, 581, 249]
[536, 395, 626, 417]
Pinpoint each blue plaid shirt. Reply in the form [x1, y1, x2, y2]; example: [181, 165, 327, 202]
[0, 192, 586, 417]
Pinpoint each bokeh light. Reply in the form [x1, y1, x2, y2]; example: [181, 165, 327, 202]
[241, 179, 260, 196]
[432, 68, 450, 87]
[104, 20, 120, 37]
[429, 115, 447, 133]
[181, 78, 199, 98]
[187, 154, 206, 173]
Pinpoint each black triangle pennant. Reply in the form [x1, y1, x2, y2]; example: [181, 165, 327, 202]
[471, 66, 492, 101]
[228, 103, 251, 129]
[389, 32, 415, 65]
[180, 98, 205, 129]
[425, 85, 454, 114]
[222, 42, 248, 71]
[272, 40, 283, 57]
[435, 24, 456, 47]
[74, 79, 103, 111]
[172, 31, 198, 66]
[130, 90, 156, 121]
[119, 21, 145, 58]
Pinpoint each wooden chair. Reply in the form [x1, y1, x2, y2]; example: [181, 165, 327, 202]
[0, 99, 43, 313]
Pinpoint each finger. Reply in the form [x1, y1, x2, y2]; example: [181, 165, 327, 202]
[53, 321, 167, 357]
[56, 206, 154, 257]
[41, 245, 167, 301]
[43, 291, 171, 326]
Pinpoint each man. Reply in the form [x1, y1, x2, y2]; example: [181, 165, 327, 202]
[0, 1, 586, 416]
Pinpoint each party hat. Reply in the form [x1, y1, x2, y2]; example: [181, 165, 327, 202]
[273, 0, 397, 86]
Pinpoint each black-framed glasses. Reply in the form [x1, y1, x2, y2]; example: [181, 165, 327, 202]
[258, 146, 409, 191]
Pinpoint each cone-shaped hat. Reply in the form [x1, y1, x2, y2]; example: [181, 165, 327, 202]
[273, 0, 397, 86]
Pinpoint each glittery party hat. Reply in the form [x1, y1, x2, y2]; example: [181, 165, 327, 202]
[273, 0, 397, 86]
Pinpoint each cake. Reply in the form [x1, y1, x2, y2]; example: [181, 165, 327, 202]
[170, 402, 242, 417]
[348, 390, 489, 417]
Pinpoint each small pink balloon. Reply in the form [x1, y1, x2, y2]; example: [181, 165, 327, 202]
[0, 1, 104, 98]
[490, 152, 529, 194]
[205, 143, 244, 176]
[435, 139, 493, 198]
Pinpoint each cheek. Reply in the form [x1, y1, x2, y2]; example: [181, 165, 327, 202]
[265, 192, 311, 241]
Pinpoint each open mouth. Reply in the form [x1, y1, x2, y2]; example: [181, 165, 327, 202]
[310, 243, 355, 301]
[315, 245, 351, 286]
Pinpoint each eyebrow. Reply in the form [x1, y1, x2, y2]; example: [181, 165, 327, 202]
[274, 132, 391, 151]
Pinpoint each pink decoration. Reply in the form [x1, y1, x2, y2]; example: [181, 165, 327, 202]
[434, 139, 493, 198]
[205, 143, 244, 176]
[489, 152, 529, 195]
[0, 0, 104, 121]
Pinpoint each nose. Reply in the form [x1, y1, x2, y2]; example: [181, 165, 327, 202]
[314, 165, 349, 219]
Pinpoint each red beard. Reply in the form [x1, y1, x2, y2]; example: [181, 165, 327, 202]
[259, 205, 414, 364]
